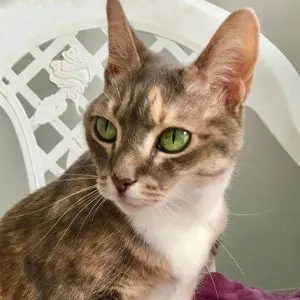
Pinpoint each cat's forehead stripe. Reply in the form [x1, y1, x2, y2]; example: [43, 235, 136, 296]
[148, 86, 165, 124]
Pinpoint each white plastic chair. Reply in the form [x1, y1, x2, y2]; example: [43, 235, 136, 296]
[0, 0, 299, 193]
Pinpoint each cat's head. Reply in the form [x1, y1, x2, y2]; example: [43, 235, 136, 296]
[85, 0, 259, 214]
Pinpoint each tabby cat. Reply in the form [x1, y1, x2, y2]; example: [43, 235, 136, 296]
[0, 0, 259, 299]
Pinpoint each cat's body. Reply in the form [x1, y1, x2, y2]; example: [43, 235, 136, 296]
[0, 153, 169, 299]
[0, 153, 225, 299]
[0, 0, 259, 299]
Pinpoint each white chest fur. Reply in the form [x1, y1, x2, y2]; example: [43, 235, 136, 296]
[131, 178, 229, 300]
[140, 216, 216, 300]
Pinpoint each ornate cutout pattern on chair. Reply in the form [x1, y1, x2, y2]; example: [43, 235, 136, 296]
[3, 29, 197, 183]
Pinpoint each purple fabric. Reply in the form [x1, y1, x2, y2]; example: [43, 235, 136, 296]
[194, 272, 300, 300]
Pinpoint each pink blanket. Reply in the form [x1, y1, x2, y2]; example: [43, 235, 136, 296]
[195, 273, 300, 300]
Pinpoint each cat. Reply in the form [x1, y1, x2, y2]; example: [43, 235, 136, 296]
[0, 0, 259, 299]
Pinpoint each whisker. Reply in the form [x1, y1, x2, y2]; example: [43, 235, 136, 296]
[7, 185, 97, 219]
[48, 192, 100, 261]
[230, 209, 274, 217]
[77, 196, 103, 238]
[160, 193, 195, 207]
[63, 173, 98, 178]
[172, 195, 195, 205]
[220, 241, 247, 279]
[26, 189, 98, 255]
[54, 178, 97, 183]
[205, 266, 219, 300]
[166, 197, 191, 215]
[166, 200, 182, 213]
[91, 196, 106, 223]
[161, 203, 178, 220]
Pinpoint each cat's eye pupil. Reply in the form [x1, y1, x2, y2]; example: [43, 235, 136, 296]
[157, 128, 191, 153]
[95, 117, 117, 143]
[172, 130, 176, 143]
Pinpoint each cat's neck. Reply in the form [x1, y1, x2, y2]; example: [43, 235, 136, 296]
[129, 173, 230, 280]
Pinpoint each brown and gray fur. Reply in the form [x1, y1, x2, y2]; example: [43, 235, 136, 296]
[0, 0, 259, 299]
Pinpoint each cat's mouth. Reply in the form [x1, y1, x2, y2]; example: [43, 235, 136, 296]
[98, 180, 155, 214]
[98, 186, 148, 213]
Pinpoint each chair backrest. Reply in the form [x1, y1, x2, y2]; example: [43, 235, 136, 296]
[1, 0, 299, 192]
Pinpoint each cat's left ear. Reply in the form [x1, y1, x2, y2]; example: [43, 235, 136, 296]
[105, 0, 149, 83]
[185, 8, 259, 113]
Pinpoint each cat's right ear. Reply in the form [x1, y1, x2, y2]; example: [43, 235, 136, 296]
[105, 0, 149, 83]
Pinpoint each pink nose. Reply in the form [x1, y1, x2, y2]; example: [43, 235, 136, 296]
[111, 174, 136, 194]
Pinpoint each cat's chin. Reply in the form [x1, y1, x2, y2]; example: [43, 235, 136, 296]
[114, 200, 145, 214]
[102, 192, 149, 214]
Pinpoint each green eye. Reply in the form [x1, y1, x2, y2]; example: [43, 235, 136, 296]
[157, 128, 191, 153]
[96, 117, 117, 143]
